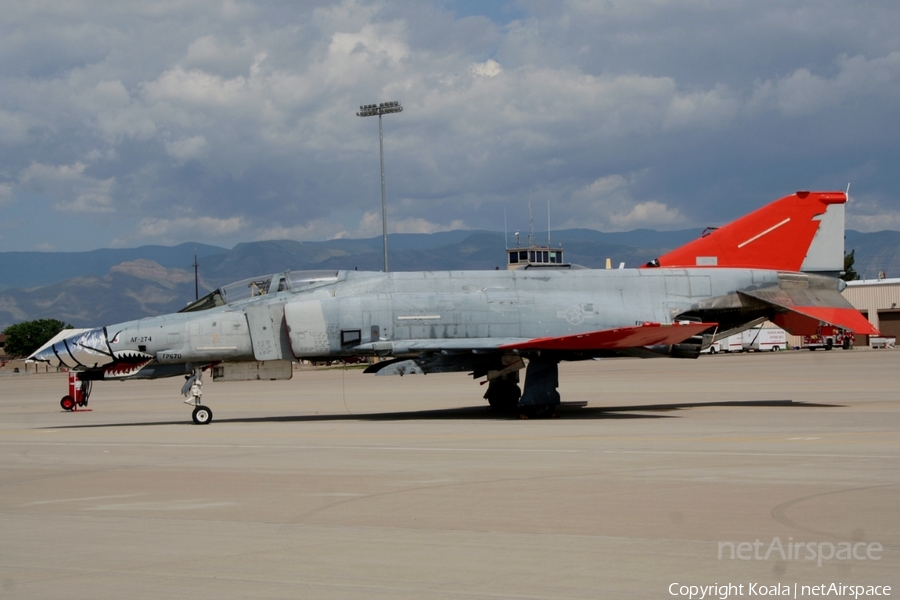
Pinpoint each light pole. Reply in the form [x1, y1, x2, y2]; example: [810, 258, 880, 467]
[357, 101, 403, 272]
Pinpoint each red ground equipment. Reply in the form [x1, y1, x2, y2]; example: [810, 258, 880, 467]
[803, 325, 854, 350]
[60, 371, 92, 411]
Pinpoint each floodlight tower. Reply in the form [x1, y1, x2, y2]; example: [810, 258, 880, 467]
[356, 101, 403, 272]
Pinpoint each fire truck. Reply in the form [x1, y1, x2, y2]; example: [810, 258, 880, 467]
[803, 325, 853, 350]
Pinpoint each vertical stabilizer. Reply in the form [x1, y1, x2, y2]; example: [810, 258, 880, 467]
[799, 200, 844, 273]
[644, 191, 847, 273]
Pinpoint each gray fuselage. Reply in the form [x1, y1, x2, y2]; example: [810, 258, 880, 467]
[99, 267, 781, 367]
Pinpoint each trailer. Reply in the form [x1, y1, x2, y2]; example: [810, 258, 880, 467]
[742, 327, 787, 352]
[719, 334, 745, 353]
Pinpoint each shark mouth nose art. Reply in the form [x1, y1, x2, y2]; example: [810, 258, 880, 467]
[28, 328, 156, 378]
[104, 351, 155, 378]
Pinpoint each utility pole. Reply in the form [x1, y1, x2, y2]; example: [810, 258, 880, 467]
[356, 101, 403, 272]
[191, 249, 199, 300]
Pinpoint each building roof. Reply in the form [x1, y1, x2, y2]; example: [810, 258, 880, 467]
[845, 278, 900, 286]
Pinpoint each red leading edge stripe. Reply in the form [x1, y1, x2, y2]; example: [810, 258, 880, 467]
[501, 322, 717, 352]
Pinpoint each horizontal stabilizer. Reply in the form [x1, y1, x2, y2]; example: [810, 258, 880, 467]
[739, 289, 879, 336]
[499, 322, 716, 352]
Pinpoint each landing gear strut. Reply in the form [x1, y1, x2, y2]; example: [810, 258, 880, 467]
[182, 368, 213, 425]
[483, 357, 560, 418]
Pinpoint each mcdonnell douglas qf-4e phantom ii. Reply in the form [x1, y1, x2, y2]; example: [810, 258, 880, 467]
[30, 191, 880, 423]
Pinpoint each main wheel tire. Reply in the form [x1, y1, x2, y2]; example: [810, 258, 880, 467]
[487, 396, 518, 411]
[192, 405, 213, 425]
[520, 404, 558, 419]
[485, 377, 521, 411]
[60, 396, 75, 411]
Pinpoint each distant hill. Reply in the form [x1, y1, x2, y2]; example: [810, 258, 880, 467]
[845, 230, 900, 280]
[1, 227, 898, 329]
[0, 229, 695, 291]
[0, 260, 199, 327]
[0, 242, 226, 292]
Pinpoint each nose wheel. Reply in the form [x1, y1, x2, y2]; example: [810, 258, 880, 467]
[191, 405, 213, 425]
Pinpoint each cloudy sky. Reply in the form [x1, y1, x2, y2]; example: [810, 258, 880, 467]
[1, 0, 899, 252]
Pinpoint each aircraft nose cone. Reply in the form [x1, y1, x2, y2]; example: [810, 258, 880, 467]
[28, 328, 114, 369]
[28, 343, 61, 366]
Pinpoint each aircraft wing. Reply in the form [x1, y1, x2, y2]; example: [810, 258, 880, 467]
[738, 289, 879, 336]
[357, 322, 714, 357]
[363, 322, 716, 376]
[499, 322, 716, 351]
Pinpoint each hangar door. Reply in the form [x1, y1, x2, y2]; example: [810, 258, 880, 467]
[877, 310, 900, 339]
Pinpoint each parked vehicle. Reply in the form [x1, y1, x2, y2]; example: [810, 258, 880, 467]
[803, 326, 853, 350]
[700, 341, 721, 354]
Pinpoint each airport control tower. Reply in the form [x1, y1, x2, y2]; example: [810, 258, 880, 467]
[505, 244, 568, 270]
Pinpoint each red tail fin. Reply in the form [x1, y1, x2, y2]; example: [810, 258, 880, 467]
[645, 191, 846, 272]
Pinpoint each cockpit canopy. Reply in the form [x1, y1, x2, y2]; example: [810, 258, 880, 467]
[180, 270, 340, 312]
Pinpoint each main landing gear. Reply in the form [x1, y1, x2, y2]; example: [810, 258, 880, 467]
[517, 359, 560, 419]
[484, 358, 560, 418]
[182, 368, 213, 425]
[484, 372, 521, 411]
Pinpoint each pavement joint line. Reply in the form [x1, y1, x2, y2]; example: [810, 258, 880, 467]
[3, 441, 897, 458]
[603, 449, 900, 459]
[0, 441, 579, 453]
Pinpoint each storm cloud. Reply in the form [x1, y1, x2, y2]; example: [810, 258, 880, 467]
[1, 0, 899, 251]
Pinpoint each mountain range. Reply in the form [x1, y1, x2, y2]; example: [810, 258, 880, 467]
[1, 228, 898, 330]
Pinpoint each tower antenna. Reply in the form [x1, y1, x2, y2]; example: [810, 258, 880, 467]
[547, 200, 551, 245]
[528, 191, 534, 247]
[504, 207, 508, 249]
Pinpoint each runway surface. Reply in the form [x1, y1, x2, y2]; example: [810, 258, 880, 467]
[1, 350, 898, 599]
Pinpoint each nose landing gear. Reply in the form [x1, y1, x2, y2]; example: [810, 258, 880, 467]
[182, 368, 213, 425]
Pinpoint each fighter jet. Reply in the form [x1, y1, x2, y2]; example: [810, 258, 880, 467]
[29, 190, 878, 423]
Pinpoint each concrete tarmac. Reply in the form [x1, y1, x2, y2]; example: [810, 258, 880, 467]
[1, 350, 898, 599]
